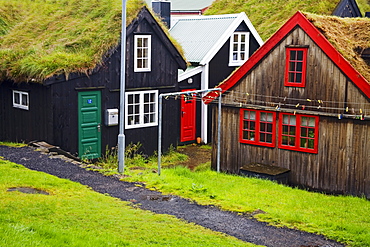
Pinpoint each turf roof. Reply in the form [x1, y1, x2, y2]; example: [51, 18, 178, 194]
[205, 0, 370, 41]
[304, 12, 370, 83]
[0, 0, 182, 83]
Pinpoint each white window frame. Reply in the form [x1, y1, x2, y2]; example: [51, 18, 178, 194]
[134, 35, 151, 72]
[125, 90, 158, 129]
[229, 32, 250, 66]
[12, 90, 29, 110]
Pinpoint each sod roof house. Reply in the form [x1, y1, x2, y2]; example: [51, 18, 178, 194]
[169, 13, 263, 144]
[333, 0, 363, 17]
[0, 0, 186, 158]
[204, 12, 370, 198]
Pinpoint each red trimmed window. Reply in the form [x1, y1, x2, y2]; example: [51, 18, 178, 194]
[278, 113, 319, 153]
[284, 47, 307, 87]
[240, 109, 276, 147]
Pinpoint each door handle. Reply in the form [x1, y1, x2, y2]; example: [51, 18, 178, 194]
[97, 124, 101, 132]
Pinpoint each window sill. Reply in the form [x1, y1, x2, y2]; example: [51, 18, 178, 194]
[125, 123, 158, 129]
[228, 62, 245, 67]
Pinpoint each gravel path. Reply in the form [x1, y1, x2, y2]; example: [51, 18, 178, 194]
[0, 145, 344, 247]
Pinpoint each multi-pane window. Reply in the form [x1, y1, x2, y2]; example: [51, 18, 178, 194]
[240, 109, 319, 153]
[134, 35, 151, 72]
[125, 90, 158, 129]
[240, 109, 276, 147]
[229, 32, 250, 66]
[13, 90, 29, 110]
[284, 47, 307, 87]
[278, 113, 319, 153]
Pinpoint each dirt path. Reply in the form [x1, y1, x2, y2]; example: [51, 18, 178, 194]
[0, 145, 343, 247]
[177, 144, 212, 169]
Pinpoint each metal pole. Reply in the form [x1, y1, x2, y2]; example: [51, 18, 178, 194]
[217, 92, 222, 172]
[118, 0, 126, 173]
[157, 95, 163, 176]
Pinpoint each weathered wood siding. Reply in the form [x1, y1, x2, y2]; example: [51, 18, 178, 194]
[212, 107, 370, 197]
[211, 26, 370, 198]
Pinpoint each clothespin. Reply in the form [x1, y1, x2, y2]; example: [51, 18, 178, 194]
[360, 109, 363, 114]
[295, 103, 300, 108]
[351, 108, 355, 114]
[338, 114, 342, 119]
[284, 97, 287, 101]
[164, 96, 169, 100]
[294, 111, 296, 115]
[302, 105, 306, 110]
[346, 107, 348, 112]
[306, 99, 311, 102]
[317, 105, 321, 109]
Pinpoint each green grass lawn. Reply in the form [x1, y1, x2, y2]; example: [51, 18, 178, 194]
[101, 148, 370, 247]
[2, 143, 370, 246]
[0, 158, 255, 247]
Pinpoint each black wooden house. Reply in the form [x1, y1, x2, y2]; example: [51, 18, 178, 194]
[333, 0, 362, 17]
[169, 13, 263, 144]
[0, 2, 186, 158]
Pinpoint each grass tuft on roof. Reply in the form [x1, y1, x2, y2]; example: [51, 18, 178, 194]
[0, 0, 146, 83]
[304, 12, 370, 83]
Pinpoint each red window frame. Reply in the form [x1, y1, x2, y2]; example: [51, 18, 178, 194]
[239, 109, 276, 147]
[284, 47, 308, 87]
[278, 113, 319, 153]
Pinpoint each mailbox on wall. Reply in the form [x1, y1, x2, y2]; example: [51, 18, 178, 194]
[105, 109, 119, 126]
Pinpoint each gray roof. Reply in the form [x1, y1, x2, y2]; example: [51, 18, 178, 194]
[146, 0, 214, 11]
[169, 13, 263, 64]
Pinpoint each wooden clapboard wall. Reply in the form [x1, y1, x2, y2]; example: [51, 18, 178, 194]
[210, 26, 370, 198]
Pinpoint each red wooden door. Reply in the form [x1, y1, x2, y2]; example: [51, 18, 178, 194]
[180, 89, 196, 142]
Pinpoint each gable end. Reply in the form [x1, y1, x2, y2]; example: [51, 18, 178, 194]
[204, 11, 370, 104]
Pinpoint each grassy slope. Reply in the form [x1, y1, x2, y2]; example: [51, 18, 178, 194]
[205, 0, 370, 41]
[0, 158, 254, 247]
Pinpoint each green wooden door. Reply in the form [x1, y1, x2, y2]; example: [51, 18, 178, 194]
[78, 91, 102, 159]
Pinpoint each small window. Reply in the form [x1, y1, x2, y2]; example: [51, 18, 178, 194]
[134, 35, 151, 72]
[284, 47, 308, 87]
[229, 32, 250, 66]
[278, 113, 319, 153]
[240, 109, 276, 147]
[13, 90, 29, 110]
[125, 90, 158, 129]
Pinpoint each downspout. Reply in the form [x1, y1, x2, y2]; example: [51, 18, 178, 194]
[201, 63, 209, 143]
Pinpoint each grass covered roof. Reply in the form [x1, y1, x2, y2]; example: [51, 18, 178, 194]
[0, 0, 174, 83]
[205, 0, 370, 41]
[305, 13, 370, 83]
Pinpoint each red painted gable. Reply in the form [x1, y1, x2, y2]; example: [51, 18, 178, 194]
[203, 11, 370, 104]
